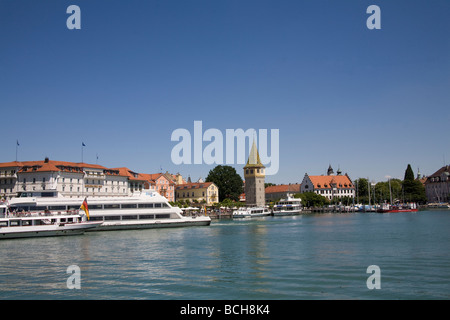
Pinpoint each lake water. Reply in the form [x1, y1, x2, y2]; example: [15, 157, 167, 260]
[0, 210, 449, 300]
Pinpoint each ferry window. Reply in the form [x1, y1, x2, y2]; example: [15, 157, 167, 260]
[162, 203, 169, 208]
[0, 221, 8, 227]
[90, 205, 103, 210]
[155, 203, 162, 208]
[139, 214, 154, 219]
[49, 206, 66, 211]
[139, 203, 154, 208]
[22, 220, 32, 226]
[155, 214, 170, 219]
[104, 216, 121, 220]
[89, 216, 104, 221]
[10, 220, 20, 226]
[122, 204, 138, 209]
[122, 215, 138, 220]
[104, 204, 120, 209]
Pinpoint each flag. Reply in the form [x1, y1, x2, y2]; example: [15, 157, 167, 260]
[82, 142, 86, 147]
[80, 197, 90, 220]
[16, 140, 19, 146]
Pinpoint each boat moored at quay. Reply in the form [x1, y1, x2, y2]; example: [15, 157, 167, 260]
[377, 202, 418, 213]
[0, 204, 102, 239]
[4, 190, 211, 232]
[232, 207, 271, 218]
[272, 195, 302, 216]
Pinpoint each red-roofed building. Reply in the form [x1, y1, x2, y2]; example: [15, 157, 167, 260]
[300, 166, 355, 201]
[141, 172, 176, 202]
[265, 184, 301, 202]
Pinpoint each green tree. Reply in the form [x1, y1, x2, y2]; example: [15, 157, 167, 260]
[402, 165, 426, 204]
[354, 178, 369, 204]
[206, 165, 243, 202]
[295, 192, 329, 207]
[404, 164, 415, 181]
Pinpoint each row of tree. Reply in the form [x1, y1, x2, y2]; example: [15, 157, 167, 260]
[354, 164, 426, 204]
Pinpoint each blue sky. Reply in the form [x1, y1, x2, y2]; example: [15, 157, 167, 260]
[1, 0, 449, 184]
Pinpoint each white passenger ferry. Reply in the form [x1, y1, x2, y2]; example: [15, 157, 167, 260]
[272, 195, 302, 216]
[5, 190, 211, 231]
[0, 203, 101, 239]
[232, 207, 271, 218]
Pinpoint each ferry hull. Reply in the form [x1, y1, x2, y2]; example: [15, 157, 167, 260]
[272, 210, 302, 216]
[0, 222, 101, 240]
[233, 213, 271, 219]
[89, 217, 211, 231]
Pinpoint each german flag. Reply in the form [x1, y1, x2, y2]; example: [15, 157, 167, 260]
[80, 197, 90, 220]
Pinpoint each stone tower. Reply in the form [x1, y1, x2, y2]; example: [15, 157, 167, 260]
[244, 140, 265, 207]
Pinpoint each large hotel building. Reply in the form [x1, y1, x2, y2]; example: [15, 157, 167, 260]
[0, 158, 177, 201]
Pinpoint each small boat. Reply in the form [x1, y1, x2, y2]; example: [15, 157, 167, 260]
[427, 203, 450, 209]
[377, 202, 418, 213]
[0, 204, 101, 239]
[272, 195, 302, 216]
[232, 207, 271, 218]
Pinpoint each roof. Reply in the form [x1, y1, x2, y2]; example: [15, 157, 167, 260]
[244, 140, 265, 169]
[307, 175, 354, 189]
[110, 167, 147, 181]
[0, 159, 108, 173]
[139, 173, 175, 185]
[265, 184, 301, 194]
[175, 182, 214, 190]
[424, 165, 450, 184]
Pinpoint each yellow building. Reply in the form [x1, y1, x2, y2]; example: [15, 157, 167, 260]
[175, 182, 219, 205]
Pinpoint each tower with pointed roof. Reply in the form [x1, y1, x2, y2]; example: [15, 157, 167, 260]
[244, 141, 265, 207]
[327, 164, 334, 176]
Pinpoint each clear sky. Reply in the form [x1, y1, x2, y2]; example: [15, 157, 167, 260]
[1, 0, 449, 184]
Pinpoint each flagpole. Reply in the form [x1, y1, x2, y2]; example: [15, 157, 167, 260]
[15, 140, 19, 162]
[81, 142, 86, 163]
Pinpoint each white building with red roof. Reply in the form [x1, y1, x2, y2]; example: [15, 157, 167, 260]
[300, 165, 355, 201]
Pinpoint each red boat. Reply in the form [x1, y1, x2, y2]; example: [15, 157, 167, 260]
[377, 203, 418, 213]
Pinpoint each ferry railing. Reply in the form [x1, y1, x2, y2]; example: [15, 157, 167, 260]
[4, 210, 81, 218]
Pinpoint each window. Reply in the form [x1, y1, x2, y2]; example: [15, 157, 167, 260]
[104, 216, 121, 221]
[122, 204, 137, 209]
[104, 204, 120, 209]
[139, 214, 154, 220]
[139, 203, 154, 208]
